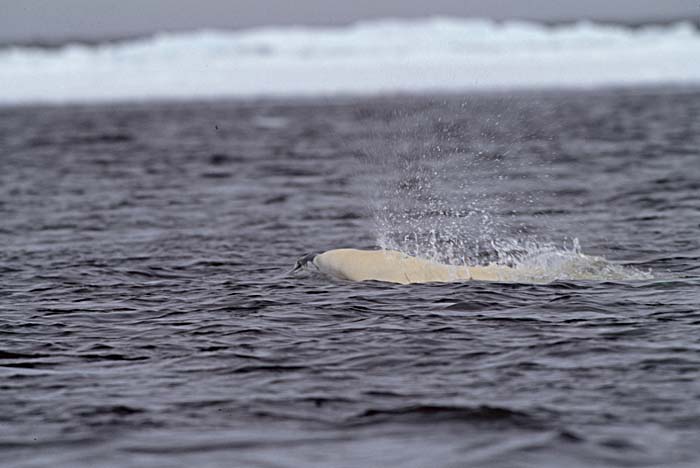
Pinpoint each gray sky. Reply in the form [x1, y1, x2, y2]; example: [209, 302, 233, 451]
[1, 0, 699, 42]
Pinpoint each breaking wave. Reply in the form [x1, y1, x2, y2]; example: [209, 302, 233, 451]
[2, 17, 700, 104]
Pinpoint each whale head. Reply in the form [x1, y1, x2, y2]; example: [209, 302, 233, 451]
[292, 252, 318, 272]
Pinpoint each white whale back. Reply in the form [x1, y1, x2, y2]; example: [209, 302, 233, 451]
[312, 249, 521, 284]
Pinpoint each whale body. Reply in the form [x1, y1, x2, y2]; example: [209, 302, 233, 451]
[299, 248, 524, 284]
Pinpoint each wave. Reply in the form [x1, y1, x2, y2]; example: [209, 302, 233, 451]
[2, 17, 700, 104]
[348, 404, 542, 426]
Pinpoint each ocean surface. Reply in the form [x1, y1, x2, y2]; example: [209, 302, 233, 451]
[2, 86, 700, 468]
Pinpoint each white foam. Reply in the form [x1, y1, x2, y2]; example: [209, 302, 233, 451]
[494, 238, 653, 282]
[2, 17, 700, 104]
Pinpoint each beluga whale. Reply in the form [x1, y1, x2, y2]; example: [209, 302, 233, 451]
[293, 248, 527, 284]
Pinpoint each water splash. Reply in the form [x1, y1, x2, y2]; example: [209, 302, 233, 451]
[492, 238, 652, 282]
[375, 223, 651, 282]
[366, 105, 520, 265]
[364, 113, 650, 282]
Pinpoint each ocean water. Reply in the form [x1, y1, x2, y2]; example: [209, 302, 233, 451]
[2, 18, 700, 104]
[1, 87, 700, 467]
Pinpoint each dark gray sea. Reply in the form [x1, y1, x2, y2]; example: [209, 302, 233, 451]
[1, 87, 699, 468]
